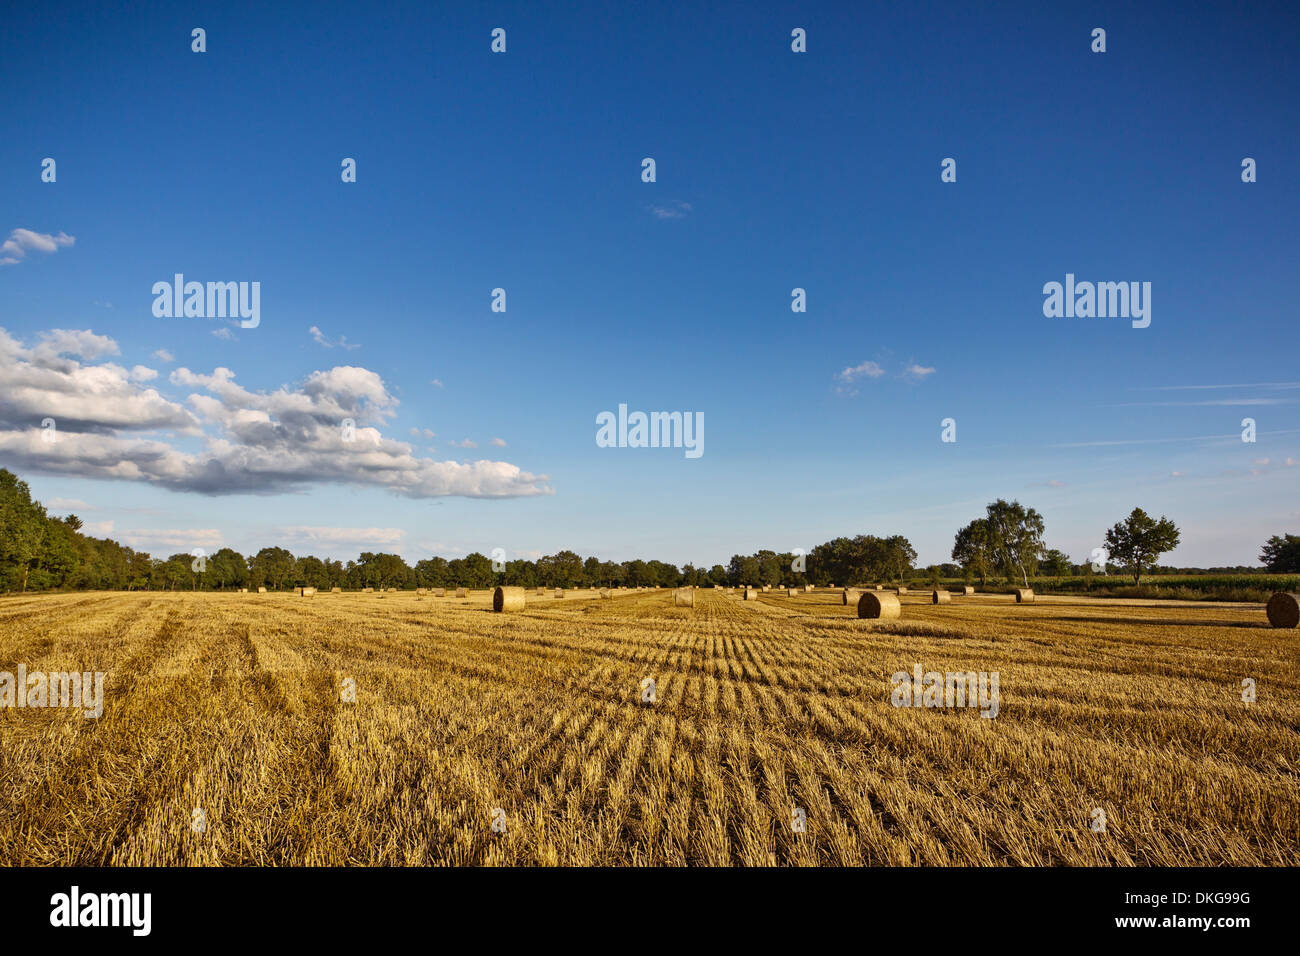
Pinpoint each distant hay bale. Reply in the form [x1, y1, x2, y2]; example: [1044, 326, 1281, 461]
[238, 587, 247, 593]
[858, 591, 902, 620]
[1266, 592, 1300, 628]
[536, 587, 545, 595]
[841, 588, 861, 605]
[803, 585, 813, 592]
[897, 586, 908, 594]
[673, 588, 695, 607]
[493, 586, 525, 612]
[433, 588, 445, 597]
[762, 585, 771, 592]
[744, 588, 759, 600]
[554, 589, 565, 598]
[256, 586, 267, 594]
[600, 588, 611, 598]
[962, 586, 974, 595]
[297, 586, 317, 597]
[362, 587, 374, 593]
[331, 587, 341, 593]
[787, 588, 798, 597]
[932, 589, 951, 604]
[455, 587, 467, 597]
[387, 587, 397, 592]
[875, 585, 883, 591]
[416, 588, 427, 595]
[1015, 588, 1034, 603]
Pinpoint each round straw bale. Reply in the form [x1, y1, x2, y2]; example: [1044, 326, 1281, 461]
[554, 589, 565, 598]
[897, 586, 908, 594]
[493, 586, 525, 612]
[1266, 592, 1300, 628]
[787, 588, 798, 596]
[744, 588, 759, 600]
[1014, 588, 1034, 603]
[455, 587, 467, 597]
[257, 586, 267, 593]
[858, 591, 902, 620]
[932, 589, 951, 604]
[962, 586, 974, 595]
[600, 588, 611, 598]
[841, 588, 861, 605]
[673, 588, 695, 607]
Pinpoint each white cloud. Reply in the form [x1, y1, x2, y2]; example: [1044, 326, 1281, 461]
[153, 349, 174, 363]
[120, 528, 223, 550]
[82, 520, 115, 536]
[834, 361, 885, 395]
[450, 439, 477, 449]
[0, 329, 552, 499]
[0, 228, 74, 266]
[48, 497, 91, 510]
[430, 379, 444, 389]
[212, 328, 235, 341]
[277, 526, 405, 550]
[649, 200, 693, 220]
[491, 437, 507, 447]
[309, 326, 359, 350]
[129, 365, 158, 383]
[902, 363, 936, 382]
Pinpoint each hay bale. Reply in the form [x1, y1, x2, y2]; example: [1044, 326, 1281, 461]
[787, 588, 798, 597]
[433, 588, 445, 597]
[362, 587, 374, 593]
[932, 589, 950, 604]
[673, 588, 695, 607]
[387, 587, 397, 592]
[803, 584, 813, 592]
[331, 587, 342, 593]
[257, 586, 267, 594]
[600, 588, 611, 598]
[553, 589, 566, 598]
[1266, 592, 1300, 628]
[455, 587, 467, 597]
[744, 588, 759, 600]
[841, 588, 861, 605]
[492, 586, 525, 612]
[897, 586, 908, 594]
[857, 591, 902, 620]
[297, 586, 317, 597]
[875, 585, 883, 590]
[417, 588, 427, 595]
[1014, 588, 1034, 603]
[238, 587, 247, 593]
[962, 586, 974, 595]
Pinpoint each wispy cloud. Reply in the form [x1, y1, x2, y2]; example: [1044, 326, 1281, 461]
[309, 325, 360, 350]
[648, 200, 692, 220]
[0, 228, 74, 266]
[1139, 382, 1300, 391]
[450, 438, 477, 449]
[491, 437, 507, 447]
[153, 349, 174, 363]
[901, 363, 935, 382]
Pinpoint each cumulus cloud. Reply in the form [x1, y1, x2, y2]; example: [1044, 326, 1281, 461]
[491, 437, 507, 447]
[450, 438, 477, 449]
[0, 328, 552, 499]
[0, 228, 74, 266]
[834, 361, 885, 395]
[153, 349, 174, 363]
[129, 365, 158, 383]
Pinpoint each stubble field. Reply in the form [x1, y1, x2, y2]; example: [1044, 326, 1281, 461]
[1, 587, 1295, 866]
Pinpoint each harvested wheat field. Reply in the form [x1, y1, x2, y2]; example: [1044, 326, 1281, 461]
[0, 587, 1296, 867]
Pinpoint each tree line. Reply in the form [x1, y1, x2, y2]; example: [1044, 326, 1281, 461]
[2, 468, 1297, 593]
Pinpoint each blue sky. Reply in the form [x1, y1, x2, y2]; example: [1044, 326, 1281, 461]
[1, 0, 1297, 569]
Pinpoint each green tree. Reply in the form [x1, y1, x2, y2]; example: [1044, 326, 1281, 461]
[983, 499, 1045, 588]
[951, 519, 992, 586]
[1104, 508, 1180, 584]
[1260, 534, 1300, 573]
